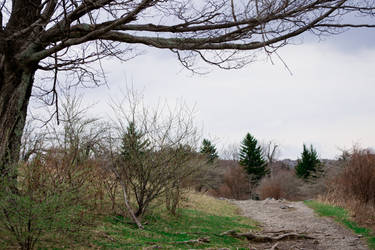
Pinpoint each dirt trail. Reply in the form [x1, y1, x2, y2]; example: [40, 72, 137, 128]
[232, 199, 369, 250]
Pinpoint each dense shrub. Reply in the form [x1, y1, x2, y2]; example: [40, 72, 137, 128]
[323, 148, 375, 226]
[211, 165, 250, 200]
[257, 169, 302, 200]
[0, 161, 83, 250]
[344, 150, 375, 204]
[327, 149, 375, 204]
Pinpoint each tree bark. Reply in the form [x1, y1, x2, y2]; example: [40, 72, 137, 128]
[120, 181, 144, 229]
[0, 0, 41, 181]
[0, 60, 35, 180]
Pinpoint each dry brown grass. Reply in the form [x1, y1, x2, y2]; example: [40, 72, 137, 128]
[183, 191, 242, 216]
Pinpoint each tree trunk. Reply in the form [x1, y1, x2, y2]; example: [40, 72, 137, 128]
[135, 204, 144, 217]
[0, 60, 35, 180]
[0, 0, 43, 181]
[120, 181, 144, 229]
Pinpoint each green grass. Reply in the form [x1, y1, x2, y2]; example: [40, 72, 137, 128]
[93, 208, 256, 249]
[305, 200, 375, 249]
[89, 193, 257, 249]
[0, 190, 257, 249]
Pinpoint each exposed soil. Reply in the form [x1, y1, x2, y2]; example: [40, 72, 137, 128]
[232, 199, 369, 250]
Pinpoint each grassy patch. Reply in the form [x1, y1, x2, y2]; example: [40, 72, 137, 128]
[305, 200, 375, 249]
[0, 191, 257, 249]
[92, 192, 257, 249]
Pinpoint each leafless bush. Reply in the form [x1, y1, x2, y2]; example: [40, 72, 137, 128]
[0, 161, 83, 250]
[257, 169, 303, 201]
[21, 93, 119, 215]
[323, 148, 375, 225]
[1, 113, 112, 249]
[211, 164, 250, 200]
[187, 161, 224, 193]
[342, 149, 375, 204]
[98, 167, 119, 213]
[107, 88, 203, 226]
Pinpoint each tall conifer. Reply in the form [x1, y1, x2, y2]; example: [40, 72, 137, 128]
[200, 139, 219, 164]
[239, 133, 268, 183]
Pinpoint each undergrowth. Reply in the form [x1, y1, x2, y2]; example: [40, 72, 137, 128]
[0, 191, 257, 249]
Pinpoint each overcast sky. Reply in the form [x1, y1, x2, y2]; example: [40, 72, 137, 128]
[61, 28, 375, 160]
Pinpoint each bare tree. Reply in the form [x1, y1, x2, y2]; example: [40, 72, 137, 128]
[221, 143, 240, 162]
[262, 140, 280, 165]
[20, 119, 46, 162]
[1, 0, 375, 178]
[43, 92, 109, 162]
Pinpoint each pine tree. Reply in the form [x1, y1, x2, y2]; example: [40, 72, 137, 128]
[121, 122, 150, 162]
[239, 133, 268, 183]
[200, 139, 219, 164]
[295, 144, 321, 179]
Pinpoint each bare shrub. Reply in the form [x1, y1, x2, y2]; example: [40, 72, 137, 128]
[108, 88, 202, 226]
[342, 149, 375, 204]
[188, 161, 223, 193]
[326, 148, 375, 204]
[212, 165, 250, 200]
[21, 93, 117, 215]
[97, 167, 119, 213]
[323, 148, 375, 225]
[257, 169, 302, 201]
[0, 160, 84, 249]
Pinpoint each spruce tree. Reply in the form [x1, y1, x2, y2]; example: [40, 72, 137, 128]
[200, 139, 219, 164]
[121, 122, 150, 162]
[239, 133, 268, 183]
[295, 144, 321, 179]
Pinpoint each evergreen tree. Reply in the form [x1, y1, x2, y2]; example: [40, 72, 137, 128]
[295, 144, 321, 179]
[200, 139, 219, 164]
[121, 122, 150, 162]
[239, 133, 268, 183]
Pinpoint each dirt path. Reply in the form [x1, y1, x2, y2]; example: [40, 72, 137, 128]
[232, 199, 369, 250]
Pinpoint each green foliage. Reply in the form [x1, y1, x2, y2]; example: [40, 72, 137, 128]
[95, 207, 256, 249]
[295, 144, 321, 179]
[239, 133, 268, 183]
[305, 200, 375, 249]
[121, 121, 150, 161]
[200, 139, 219, 164]
[0, 163, 82, 250]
